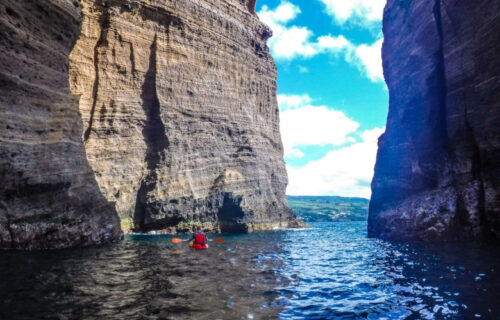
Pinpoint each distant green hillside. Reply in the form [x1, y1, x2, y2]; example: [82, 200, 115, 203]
[287, 196, 369, 222]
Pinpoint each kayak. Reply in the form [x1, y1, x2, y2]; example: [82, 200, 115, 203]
[189, 240, 208, 250]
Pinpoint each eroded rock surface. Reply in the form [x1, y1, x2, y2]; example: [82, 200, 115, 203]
[69, 0, 296, 233]
[368, 0, 500, 241]
[0, 0, 122, 249]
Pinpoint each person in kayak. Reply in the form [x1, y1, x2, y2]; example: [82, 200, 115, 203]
[189, 227, 208, 248]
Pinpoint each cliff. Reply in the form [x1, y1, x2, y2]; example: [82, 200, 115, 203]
[0, 0, 122, 249]
[1, 0, 296, 249]
[70, 0, 296, 233]
[368, 0, 500, 241]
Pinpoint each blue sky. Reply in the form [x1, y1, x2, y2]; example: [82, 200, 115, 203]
[256, 0, 388, 198]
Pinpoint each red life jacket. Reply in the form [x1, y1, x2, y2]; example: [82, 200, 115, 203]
[195, 233, 205, 245]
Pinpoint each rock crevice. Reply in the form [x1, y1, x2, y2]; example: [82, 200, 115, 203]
[134, 34, 170, 231]
[84, 7, 110, 142]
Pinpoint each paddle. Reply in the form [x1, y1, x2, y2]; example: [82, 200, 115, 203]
[172, 237, 223, 243]
[171, 238, 186, 243]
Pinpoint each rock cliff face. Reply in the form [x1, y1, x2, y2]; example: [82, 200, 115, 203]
[70, 0, 297, 233]
[70, 0, 295, 233]
[368, 0, 500, 241]
[0, 0, 122, 249]
[1, 0, 296, 248]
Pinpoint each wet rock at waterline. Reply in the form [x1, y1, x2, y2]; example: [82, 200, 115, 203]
[0, 0, 299, 248]
[368, 0, 500, 241]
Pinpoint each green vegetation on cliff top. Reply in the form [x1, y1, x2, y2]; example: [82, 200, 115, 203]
[287, 196, 369, 222]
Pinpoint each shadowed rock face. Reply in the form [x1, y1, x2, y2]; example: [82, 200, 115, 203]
[0, 0, 123, 249]
[0, 0, 298, 247]
[368, 0, 500, 241]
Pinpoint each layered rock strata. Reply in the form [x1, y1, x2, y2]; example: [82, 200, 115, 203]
[369, 0, 500, 241]
[70, 0, 296, 233]
[0, 0, 122, 249]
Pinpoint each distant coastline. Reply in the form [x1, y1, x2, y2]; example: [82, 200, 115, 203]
[287, 195, 369, 222]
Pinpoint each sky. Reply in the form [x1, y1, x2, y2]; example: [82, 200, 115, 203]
[256, 0, 388, 199]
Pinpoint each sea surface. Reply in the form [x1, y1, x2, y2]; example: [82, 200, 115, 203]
[0, 222, 499, 320]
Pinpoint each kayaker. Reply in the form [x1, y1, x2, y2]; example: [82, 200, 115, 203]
[189, 227, 208, 247]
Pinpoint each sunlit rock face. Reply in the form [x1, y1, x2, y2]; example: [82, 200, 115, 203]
[69, 0, 296, 233]
[368, 0, 500, 241]
[0, 0, 122, 249]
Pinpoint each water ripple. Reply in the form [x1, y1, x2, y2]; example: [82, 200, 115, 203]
[0, 222, 498, 319]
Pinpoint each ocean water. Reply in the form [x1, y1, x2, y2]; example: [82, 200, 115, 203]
[0, 222, 498, 319]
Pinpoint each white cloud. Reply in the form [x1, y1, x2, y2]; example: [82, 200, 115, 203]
[272, 26, 318, 59]
[318, 0, 386, 25]
[315, 36, 384, 83]
[316, 35, 352, 51]
[258, 2, 318, 59]
[257, 2, 384, 83]
[278, 94, 359, 158]
[278, 94, 312, 110]
[354, 38, 384, 82]
[286, 126, 385, 198]
[259, 0, 300, 24]
[258, 3, 354, 60]
[317, 36, 384, 83]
